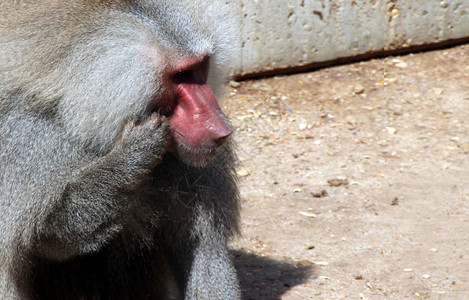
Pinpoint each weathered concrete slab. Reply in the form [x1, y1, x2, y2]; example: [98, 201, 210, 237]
[229, 0, 469, 77]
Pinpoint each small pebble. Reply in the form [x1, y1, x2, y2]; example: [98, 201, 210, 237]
[327, 178, 349, 187]
[229, 80, 240, 88]
[236, 169, 250, 178]
[299, 211, 317, 218]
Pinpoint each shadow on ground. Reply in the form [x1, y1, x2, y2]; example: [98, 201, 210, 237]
[231, 250, 315, 300]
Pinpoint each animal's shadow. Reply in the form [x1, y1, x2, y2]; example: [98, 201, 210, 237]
[231, 250, 315, 300]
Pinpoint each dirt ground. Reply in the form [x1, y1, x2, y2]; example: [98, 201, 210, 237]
[224, 44, 469, 299]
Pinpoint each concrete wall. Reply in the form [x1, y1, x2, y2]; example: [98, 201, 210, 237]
[230, 0, 469, 77]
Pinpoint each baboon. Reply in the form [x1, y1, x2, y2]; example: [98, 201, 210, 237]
[0, 1, 240, 299]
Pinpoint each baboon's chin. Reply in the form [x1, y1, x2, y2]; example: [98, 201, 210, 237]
[172, 142, 220, 168]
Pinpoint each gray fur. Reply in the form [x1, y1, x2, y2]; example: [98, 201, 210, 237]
[0, 1, 240, 299]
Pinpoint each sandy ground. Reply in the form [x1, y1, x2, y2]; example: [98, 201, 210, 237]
[224, 44, 469, 299]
